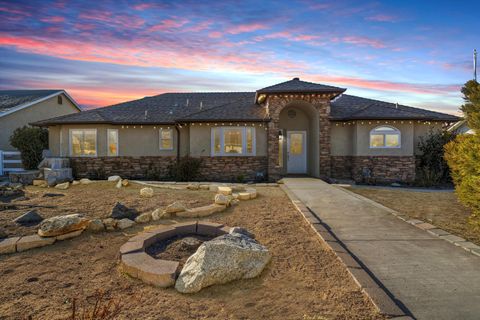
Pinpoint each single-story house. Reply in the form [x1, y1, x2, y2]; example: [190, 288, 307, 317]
[0, 90, 81, 151]
[448, 120, 473, 134]
[0, 90, 80, 175]
[33, 78, 459, 183]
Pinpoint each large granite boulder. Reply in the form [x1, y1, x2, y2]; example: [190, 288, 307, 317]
[110, 202, 138, 220]
[38, 214, 89, 237]
[175, 232, 271, 293]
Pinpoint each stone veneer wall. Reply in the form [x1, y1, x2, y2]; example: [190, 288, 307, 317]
[70, 156, 176, 180]
[265, 94, 332, 181]
[197, 156, 268, 182]
[330, 156, 416, 183]
[70, 156, 268, 182]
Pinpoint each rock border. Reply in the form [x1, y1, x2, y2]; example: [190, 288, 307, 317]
[280, 184, 411, 319]
[119, 221, 230, 288]
[338, 186, 480, 258]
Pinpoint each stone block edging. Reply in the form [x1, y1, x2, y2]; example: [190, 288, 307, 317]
[279, 184, 408, 318]
[337, 186, 480, 258]
[119, 221, 230, 288]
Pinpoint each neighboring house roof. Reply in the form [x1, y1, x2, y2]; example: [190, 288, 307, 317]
[257, 77, 346, 94]
[330, 94, 459, 122]
[448, 120, 474, 134]
[0, 89, 81, 118]
[33, 79, 459, 126]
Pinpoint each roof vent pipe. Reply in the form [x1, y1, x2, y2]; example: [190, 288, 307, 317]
[200, 101, 203, 110]
[144, 110, 148, 119]
[395, 103, 398, 109]
[186, 98, 189, 107]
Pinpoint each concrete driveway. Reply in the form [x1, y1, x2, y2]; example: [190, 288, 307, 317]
[283, 178, 480, 320]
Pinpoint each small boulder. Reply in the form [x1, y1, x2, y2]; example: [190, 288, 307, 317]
[175, 232, 271, 293]
[214, 194, 230, 206]
[135, 212, 152, 223]
[152, 208, 168, 220]
[79, 178, 92, 184]
[122, 179, 129, 187]
[217, 186, 232, 195]
[38, 214, 89, 237]
[14, 210, 43, 226]
[72, 180, 80, 186]
[117, 218, 135, 230]
[87, 219, 105, 232]
[55, 182, 70, 190]
[165, 201, 187, 214]
[238, 192, 251, 200]
[187, 183, 200, 190]
[140, 187, 154, 198]
[115, 179, 122, 189]
[110, 202, 138, 220]
[209, 185, 219, 192]
[103, 218, 117, 231]
[229, 227, 255, 239]
[108, 175, 122, 182]
[46, 176, 57, 187]
[200, 184, 210, 190]
[246, 188, 257, 199]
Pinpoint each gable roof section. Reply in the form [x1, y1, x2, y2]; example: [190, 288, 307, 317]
[331, 94, 459, 122]
[0, 90, 81, 118]
[257, 77, 346, 94]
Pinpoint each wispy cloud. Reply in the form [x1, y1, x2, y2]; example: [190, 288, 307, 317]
[366, 14, 398, 22]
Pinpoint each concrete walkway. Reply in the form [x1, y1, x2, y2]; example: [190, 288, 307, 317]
[283, 178, 480, 320]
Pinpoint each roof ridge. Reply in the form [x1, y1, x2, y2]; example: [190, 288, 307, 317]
[176, 96, 252, 120]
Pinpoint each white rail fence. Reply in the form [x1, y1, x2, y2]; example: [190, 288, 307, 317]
[0, 151, 23, 176]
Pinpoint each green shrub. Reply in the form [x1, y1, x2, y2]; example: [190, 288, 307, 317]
[9, 126, 48, 170]
[416, 130, 456, 186]
[168, 156, 203, 181]
[445, 79, 480, 225]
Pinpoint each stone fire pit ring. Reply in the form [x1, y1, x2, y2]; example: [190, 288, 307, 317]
[119, 221, 230, 288]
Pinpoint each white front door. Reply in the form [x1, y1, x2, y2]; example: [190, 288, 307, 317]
[287, 131, 307, 174]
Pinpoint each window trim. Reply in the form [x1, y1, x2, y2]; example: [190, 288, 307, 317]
[69, 129, 97, 157]
[107, 129, 119, 156]
[211, 126, 256, 156]
[369, 125, 401, 149]
[159, 128, 174, 151]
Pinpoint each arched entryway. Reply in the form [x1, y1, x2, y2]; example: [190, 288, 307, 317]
[278, 100, 320, 177]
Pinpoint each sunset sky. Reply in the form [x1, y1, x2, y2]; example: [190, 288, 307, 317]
[0, 0, 478, 114]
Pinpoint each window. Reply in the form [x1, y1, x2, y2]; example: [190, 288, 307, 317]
[159, 128, 173, 150]
[69, 129, 97, 156]
[370, 126, 401, 148]
[211, 127, 256, 156]
[107, 129, 118, 156]
[57, 95, 63, 104]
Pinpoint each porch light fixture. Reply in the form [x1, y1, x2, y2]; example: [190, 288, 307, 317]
[278, 130, 283, 138]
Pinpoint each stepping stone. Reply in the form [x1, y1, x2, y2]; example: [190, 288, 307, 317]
[14, 210, 43, 226]
[17, 235, 56, 252]
[0, 237, 20, 254]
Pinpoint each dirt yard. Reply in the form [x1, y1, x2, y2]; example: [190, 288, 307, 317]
[0, 184, 383, 320]
[344, 186, 480, 245]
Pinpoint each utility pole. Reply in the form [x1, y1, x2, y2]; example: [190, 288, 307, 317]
[474, 49, 477, 81]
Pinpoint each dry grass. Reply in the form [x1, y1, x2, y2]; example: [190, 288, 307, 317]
[0, 187, 383, 320]
[344, 187, 480, 245]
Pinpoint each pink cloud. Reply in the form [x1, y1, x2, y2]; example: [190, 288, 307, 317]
[150, 18, 189, 31]
[341, 36, 386, 48]
[208, 31, 223, 38]
[366, 14, 398, 22]
[255, 31, 320, 43]
[40, 16, 65, 23]
[226, 23, 268, 34]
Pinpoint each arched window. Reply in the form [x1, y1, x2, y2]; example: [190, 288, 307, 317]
[370, 126, 401, 148]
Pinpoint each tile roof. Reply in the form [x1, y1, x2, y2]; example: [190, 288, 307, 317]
[330, 94, 459, 121]
[0, 90, 62, 112]
[257, 77, 346, 94]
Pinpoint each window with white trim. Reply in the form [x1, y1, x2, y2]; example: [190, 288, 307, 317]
[107, 129, 118, 156]
[159, 128, 173, 150]
[370, 126, 401, 148]
[69, 129, 97, 156]
[211, 127, 256, 156]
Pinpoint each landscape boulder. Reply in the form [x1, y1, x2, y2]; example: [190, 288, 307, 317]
[187, 183, 200, 190]
[103, 218, 117, 231]
[110, 202, 138, 220]
[55, 182, 70, 190]
[38, 214, 89, 237]
[14, 210, 43, 226]
[115, 179, 122, 189]
[87, 219, 105, 232]
[214, 194, 230, 206]
[122, 179, 129, 187]
[108, 175, 122, 182]
[152, 208, 168, 220]
[140, 187, 154, 198]
[79, 178, 92, 184]
[135, 212, 152, 223]
[217, 186, 232, 195]
[175, 232, 271, 293]
[117, 218, 135, 230]
[165, 201, 187, 214]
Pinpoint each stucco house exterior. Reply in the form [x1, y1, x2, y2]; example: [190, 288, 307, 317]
[0, 90, 81, 151]
[34, 78, 459, 183]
